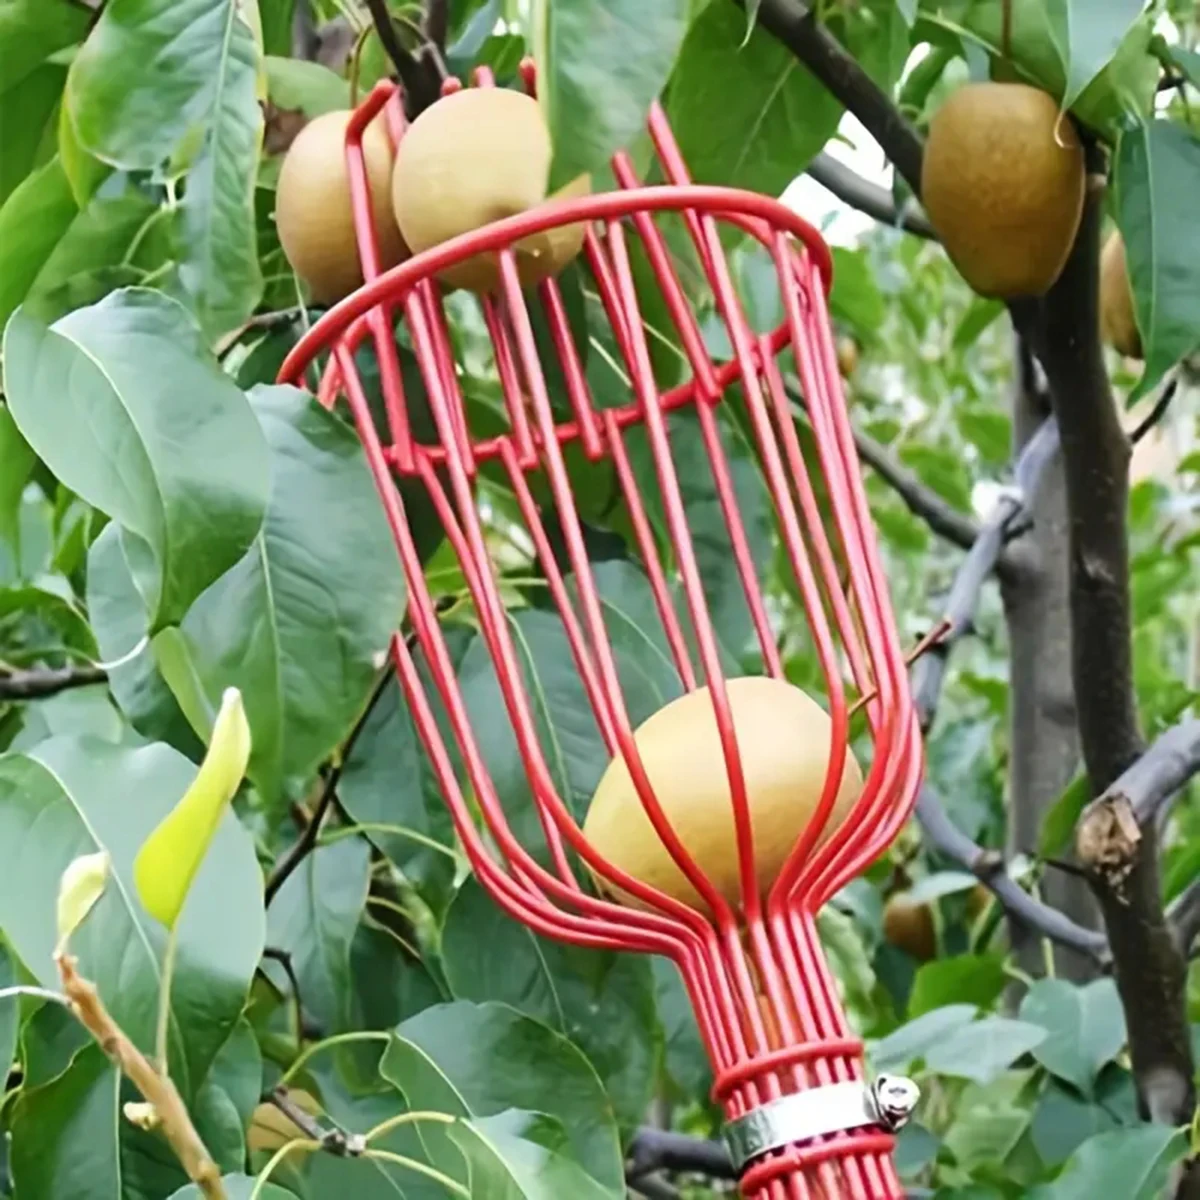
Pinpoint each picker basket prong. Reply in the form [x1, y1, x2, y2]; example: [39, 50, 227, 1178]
[278, 62, 923, 1200]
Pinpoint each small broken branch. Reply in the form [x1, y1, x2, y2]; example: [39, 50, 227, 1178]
[56, 952, 225, 1199]
[0, 665, 108, 701]
[806, 153, 935, 240]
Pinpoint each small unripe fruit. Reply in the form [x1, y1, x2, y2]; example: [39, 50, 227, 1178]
[275, 110, 408, 305]
[391, 87, 590, 294]
[882, 893, 936, 962]
[581, 677, 862, 915]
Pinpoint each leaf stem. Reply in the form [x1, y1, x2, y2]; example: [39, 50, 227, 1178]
[278, 1030, 392, 1088]
[364, 1109, 455, 1144]
[156, 923, 179, 1073]
[364, 1148, 470, 1197]
[248, 1138, 321, 1200]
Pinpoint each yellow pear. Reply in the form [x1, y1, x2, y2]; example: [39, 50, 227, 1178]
[275, 109, 408, 305]
[882, 893, 937, 961]
[391, 86, 590, 294]
[921, 83, 1085, 299]
[582, 677, 863, 915]
[1100, 231, 1142, 359]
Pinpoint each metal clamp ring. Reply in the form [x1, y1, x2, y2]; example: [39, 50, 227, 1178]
[722, 1075, 920, 1172]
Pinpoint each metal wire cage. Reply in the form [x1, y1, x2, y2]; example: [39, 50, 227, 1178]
[278, 61, 924, 1200]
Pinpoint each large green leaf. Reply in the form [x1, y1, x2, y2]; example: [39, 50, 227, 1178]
[1030, 1125, 1186, 1200]
[0, 737, 264, 1098]
[193, 1018, 264, 1173]
[1115, 120, 1200, 400]
[1019, 978, 1126, 1096]
[2, 289, 270, 629]
[0, 0, 88, 94]
[534, 0, 689, 191]
[1046, 0, 1146, 110]
[265, 837, 371, 1036]
[163, 385, 407, 805]
[0, 156, 79, 330]
[171, 1176, 298, 1199]
[0, 64, 65, 207]
[382, 1000, 623, 1194]
[441, 876, 661, 1131]
[0, 938, 16, 1082]
[667, 0, 842, 196]
[86, 524, 202, 757]
[0, 405, 36, 568]
[922, 1016, 1046, 1085]
[653, 957, 711, 1100]
[449, 1110, 621, 1200]
[907, 954, 1007, 1018]
[1031, 1069, 1137, 1167]
[65, 0, 264, 335]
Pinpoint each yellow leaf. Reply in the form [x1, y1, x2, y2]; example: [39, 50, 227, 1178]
[55, 851, 110, 952]
[134, 687, 252, 928]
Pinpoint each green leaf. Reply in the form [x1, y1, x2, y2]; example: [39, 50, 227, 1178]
[1031, 1125, 1186, 1200]
[0, 939, 17, 1082]
[0, 0, 88, 95]
[441, 876, 662, 1132]
[908, 954, 1006, 1018]
[382, 1000, 624, 1194]
[86, 523, 201, 756]
[192, 1018, 264, 1173]
[57, 98, 112, 209]
[923, 1016, 1046, 1084]
[164, 385, 407, 806]
[830, 247, 886, 341]
[1038, 771, 1090, 858]
[264, 56, 350, 117]
[667, 0, 842, 195]
[265, 837, 371, 1035]
[0, 63, 66, 206]
[1047, 1, 1145, 111]
[1115, 120, 1200, 400]
[868, 1004, 980, 1074]
[448, 1110, 621, 1200]
[2, 289, 270, 629]
[1019, 978, 1127, 1095]
[0, 156, 78, 331]
[65, 0, 264, 335]
[534, 0, 689, 192]
[0, 737, 264, 1098]
[653, 957, 711, 1099]
[1031, 1069, 1137, 1166]
[0, 405, 36, 564]
[170, 1174, 298, 1199]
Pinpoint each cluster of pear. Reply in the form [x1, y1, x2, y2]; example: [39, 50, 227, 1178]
[275, 87, 590, 304]
[921, 81, 1140, 358]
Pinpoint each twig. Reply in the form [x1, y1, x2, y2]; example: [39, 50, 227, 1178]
[806, 152, 936, 240]
[267, 1086, 357, 1155]
[214, 308, 301, 360]
[264, 670, 393, 905]
[363, 0, 442, 116]
[628, 1128, 738, 1182]
[789, 391, 981, 553]
[738, 0, 925, 196]
[423, 0, 448, 54]
[1129, 376, 1179, 446]
[915, 787, 1109, 963]
[55, 951, 225, 1199]
[911, 416, 1061, 728]
[0, 665, 107, 701]
[261, 946, 310, 1041]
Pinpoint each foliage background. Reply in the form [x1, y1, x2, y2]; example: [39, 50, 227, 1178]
[2, 1, 1200, 1198]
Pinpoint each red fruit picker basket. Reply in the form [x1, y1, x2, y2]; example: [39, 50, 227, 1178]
[278, 60, 923, 1200]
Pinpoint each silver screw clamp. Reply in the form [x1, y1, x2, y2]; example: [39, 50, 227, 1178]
[722, 1075, 920, 1172]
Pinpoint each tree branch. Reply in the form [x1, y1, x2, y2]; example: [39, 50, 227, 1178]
[740, 0, 925, 196]
[916, 786, 1108, 963]
[363, 0, 442, 116]
[911, 417, 1060, 728]
[0, 665, 107, 701]
[806, 152, 935, 240]
[1169, 877, 1200, 959]
[264, 670, 393, 906]
[1028, 161, 1193, 1133]
[628, 1129, 737, 1182]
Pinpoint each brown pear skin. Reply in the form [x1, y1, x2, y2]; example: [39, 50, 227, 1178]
[1100, 231, 1143, 359]
[921, 83, 1085, 299]
[275, 109, 408, 306]
[391, 86, 590, 294]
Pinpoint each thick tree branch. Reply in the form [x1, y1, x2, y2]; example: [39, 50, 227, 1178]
[806, 153, 935, 239]
[917, 786, 1108, 963]
[628, 1129, 737, 1182]
[0, 665, 107, 701]
[363, 0, 442, 116]
[1030, 166, 1192, 1134]
[740, 0, 924, 196]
